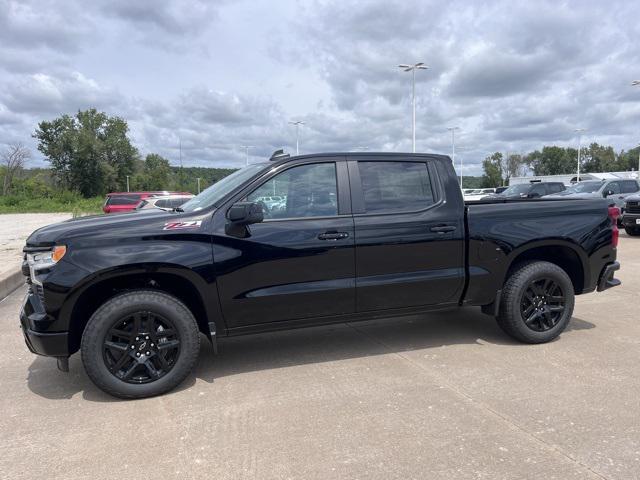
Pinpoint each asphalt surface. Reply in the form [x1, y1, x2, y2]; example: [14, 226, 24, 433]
[1, 234, 639, 479]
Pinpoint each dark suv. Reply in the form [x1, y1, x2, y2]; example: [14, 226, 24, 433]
[622, 195, 640, 235]
[482, 182, 565, 199]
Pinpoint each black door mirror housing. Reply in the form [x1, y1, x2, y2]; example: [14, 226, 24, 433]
[227, 202, 264, 225]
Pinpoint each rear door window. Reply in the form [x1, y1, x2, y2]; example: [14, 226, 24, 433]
[358, 161, 435, 214]
[547, 183, 564, 194]
[621, 181, 639, 193]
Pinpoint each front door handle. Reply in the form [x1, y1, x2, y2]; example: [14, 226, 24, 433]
[430, 225, 456, 234]
[318, 231, 349, 240]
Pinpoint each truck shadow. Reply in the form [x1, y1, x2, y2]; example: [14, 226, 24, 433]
[26, 307, 595, 402]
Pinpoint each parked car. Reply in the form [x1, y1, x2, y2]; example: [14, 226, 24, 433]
[103, 191, 192, 214]
[621, 195, 640, 235]
[545, 179, 640, 211]
[482, 182, 566, 200]
[465, 188, 498, 201]
[20, 152, 620, 398]
[135, 194, 194, 212]
[494, 186, 508, 194]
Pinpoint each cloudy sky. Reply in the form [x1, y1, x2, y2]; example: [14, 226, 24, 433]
[1, 0, 639, 174]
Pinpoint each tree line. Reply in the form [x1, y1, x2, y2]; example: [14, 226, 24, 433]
[481, 144, 640, 187]
[1, 108, 236, 200]
[3, 107, 640, 200]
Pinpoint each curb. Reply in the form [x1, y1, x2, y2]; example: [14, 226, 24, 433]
[0, 268, 24, 301]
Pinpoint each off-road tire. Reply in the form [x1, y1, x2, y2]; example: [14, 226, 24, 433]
[81, 290, 200, 399]
[496, 261, 574, 344]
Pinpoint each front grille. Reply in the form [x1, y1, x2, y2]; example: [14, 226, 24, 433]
[626, 201, 640, 214]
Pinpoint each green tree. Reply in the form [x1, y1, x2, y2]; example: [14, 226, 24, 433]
[143, 153, 172, 190]
[618, 146, 640, 172]
[482, 152, 504, 187]
[581, 143, 618, 173]
[33, 108, 138, 197]
[527, 146, 575, 175]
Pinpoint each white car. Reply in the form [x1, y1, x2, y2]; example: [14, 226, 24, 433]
[135, 194, 195, 211]
[464, 188, 496, 202]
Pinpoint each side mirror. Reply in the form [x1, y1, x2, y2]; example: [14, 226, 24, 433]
[604, 190, 614, 197]
[227, 202, 264, 225]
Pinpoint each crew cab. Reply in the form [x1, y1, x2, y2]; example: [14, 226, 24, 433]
[20, 152, 621, 398]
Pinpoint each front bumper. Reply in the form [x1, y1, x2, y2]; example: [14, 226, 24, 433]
[597, 261, 621, 292]
[19, 288, 69, 357]
[622, 212, 640, 228]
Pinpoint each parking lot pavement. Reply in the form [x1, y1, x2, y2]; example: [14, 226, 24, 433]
[1, 235, 639, 479]
[0, 213, 71, 277]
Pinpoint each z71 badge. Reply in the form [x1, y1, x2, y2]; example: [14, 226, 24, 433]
[163, 220, 202, 231]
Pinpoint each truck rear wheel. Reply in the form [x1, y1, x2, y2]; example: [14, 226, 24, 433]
[624, 226, 640, 236]
[81, 290, 200, 399]
[496, 261, 574, 343]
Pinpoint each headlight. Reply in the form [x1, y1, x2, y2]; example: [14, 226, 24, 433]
[27, 246, 66, 284]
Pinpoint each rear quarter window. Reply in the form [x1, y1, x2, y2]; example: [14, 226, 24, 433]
[358, 161, 435, 214]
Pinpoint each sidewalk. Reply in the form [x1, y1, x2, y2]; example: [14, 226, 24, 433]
[0, 213, 72, 298]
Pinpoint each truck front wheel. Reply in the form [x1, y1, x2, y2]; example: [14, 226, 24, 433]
[497, 261, 575, 344]
[81, 290, 201, 399]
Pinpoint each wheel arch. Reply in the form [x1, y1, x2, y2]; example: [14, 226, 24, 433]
[505, 240, 587, 294]
[62, 264, 222, 355]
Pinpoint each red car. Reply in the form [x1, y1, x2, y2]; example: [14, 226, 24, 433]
[103, 191, 192, 214]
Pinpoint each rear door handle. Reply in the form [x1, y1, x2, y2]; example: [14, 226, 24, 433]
[430, 225, 456, 234]
[318, 231, 349, 240]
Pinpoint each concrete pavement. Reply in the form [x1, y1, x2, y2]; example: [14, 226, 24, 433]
[0, 214, 72, 298]
[1, 234, 639, 479]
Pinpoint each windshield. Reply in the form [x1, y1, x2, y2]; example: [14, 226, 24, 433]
[180, 163, 267, 212]
[566, 181, 602, 193]
[500, 184, 531, 196]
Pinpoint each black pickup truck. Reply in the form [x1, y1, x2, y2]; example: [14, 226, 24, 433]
[20, 152, 621, 398]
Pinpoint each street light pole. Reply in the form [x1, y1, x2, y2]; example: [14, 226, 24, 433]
[196, 177, 201, 194]
[240, 145, 255, 167]
[288, 121, 305, 155]
[126, 175, 130, 192]
[574, 128, 586, 182]
[398, 63, 428, 153]
[447, 127, 461, 186]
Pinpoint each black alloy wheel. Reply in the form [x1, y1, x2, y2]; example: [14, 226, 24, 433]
[496, 261, 575, 344]
[103, 311, 181, 384]
[520, 278, 566, 332]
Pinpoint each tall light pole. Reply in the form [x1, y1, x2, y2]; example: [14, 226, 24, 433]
[574, 128, 586, 182]
[447, 127, 461, 186]
[240, 145, 255, 167]
[632, 83, 640, 175]
[398, 63, 428, 153]
[288, 121, 305, 155]
[126, 175, 130, 192]
[196, 177, 201, 194]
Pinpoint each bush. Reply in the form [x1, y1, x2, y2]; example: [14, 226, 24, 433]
[0, 192, 104, 214]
